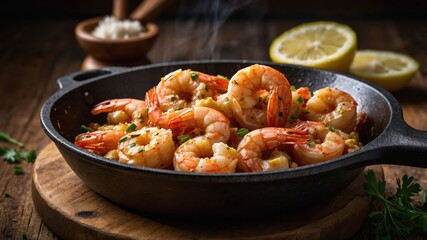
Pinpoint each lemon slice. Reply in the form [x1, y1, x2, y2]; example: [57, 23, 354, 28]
[349, 50, 419, 91]
[269, 21, 357, 72]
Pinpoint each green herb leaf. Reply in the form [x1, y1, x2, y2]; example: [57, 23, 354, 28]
[20, 229, 27, 239]
[236, 128, 249, 137]
[328, 126, 336, 132]
[297, 96, 304, 104]
[364, 169, 427, 238]
[2, 148, 21, 164]
[190, 72, 198, 80]
[178, 134, 191, 144]
[126, 123, 137, 133]
[0, 131, 25, 148]
[21, 150, 37, 163]
[14, 166, 24, 175]
[80, 125, 93, 133]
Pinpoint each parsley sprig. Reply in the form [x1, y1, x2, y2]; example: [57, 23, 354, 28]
[0, 131, 37, 174]
[364, 169, 427, 239]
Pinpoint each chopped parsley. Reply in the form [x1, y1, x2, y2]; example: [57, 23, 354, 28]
[190, 72, 198, 80]
[14, 166, 24, 175]
[297, 96, 304, 104]
[178, 134, 191, 144]
[126, 123, 137, 133]
[236, 128, 249, 137]
[0, 131, 37, 174]
[80, 125, 93, 133]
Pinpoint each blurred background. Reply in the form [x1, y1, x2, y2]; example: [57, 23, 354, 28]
[2, 0, 427, 19]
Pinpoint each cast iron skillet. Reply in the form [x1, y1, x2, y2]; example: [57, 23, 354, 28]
[40, 60, 427, 218]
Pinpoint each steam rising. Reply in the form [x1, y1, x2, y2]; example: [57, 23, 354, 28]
[162, 0, 266, 61]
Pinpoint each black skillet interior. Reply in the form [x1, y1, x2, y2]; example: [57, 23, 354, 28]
[41, 60, 411, 217]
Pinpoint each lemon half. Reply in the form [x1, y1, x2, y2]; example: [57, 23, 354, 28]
[269, 21, 357, 72]
[349, 50, 419, 91]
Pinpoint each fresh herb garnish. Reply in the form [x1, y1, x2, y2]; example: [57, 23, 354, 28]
[236, 128, 249, 137]
[80, 125, 93, 133]
[190, 72, 198, 80]
[364, 169, 427, 239]
[0, 131, 37, 174]
[14, 166, 24, 175]
[297, 96, 304, 104]
[20, 229, 27, 239]
[178, 134, 191, 144]
[0, 131, 25, 148]
[126, 123, 137, 133]
[328, 126, 336, 132]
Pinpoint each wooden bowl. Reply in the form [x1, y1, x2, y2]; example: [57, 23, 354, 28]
[75, 17, 158, 61]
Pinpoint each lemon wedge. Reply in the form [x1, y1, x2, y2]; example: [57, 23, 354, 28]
[349, 50, 419, 91]
[269, 21, 357, 72]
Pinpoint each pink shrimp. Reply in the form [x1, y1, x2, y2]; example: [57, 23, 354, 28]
[155, 69, 229, 112]
[224, 64, 292, 130]
[236, 127, 310, 172]
[168, 106, 236, 173]
[74, 129, 126, 156]
[302, 87, 358, 133]
[291, 121, 346, 166]
[91, 98, 149, 129]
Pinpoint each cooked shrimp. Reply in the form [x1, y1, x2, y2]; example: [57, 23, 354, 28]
[236, 127, 310, 172]
[75, 129, 126, 156]
[288, 87, 312, 125]
[168, 106, 236, 173]
[145, 87, 184, 129]
[91, 98, 149, 129]
[117, 127, 175, 168]
[291, 121, 345, 166]
[156, 69, 229, 112]
[168, 106, 230, 144]
[174, 139, 239, 173]
[302, 87, 357, 133]
[226, 64, 292, 130]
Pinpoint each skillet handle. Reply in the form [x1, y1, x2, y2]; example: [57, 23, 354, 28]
[57, 67, 128, 90]
[365, 123, 427, 167]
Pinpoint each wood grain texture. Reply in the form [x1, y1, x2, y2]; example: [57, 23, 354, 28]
[32, 143, 381, 240]
[0, 18, 426, 239]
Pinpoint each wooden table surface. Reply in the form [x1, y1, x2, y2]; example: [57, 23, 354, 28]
[0, 16, 426, 239]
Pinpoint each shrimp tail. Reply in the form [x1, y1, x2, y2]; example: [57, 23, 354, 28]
[145, 87, 162, 124]
[168, 108, 195, 130]
[75, 130, 125, 155]
[197, 72, 229, 92]
[91, 98, 132, 115]
[242, 159, 263, 172]
[267, 85, 291, 127]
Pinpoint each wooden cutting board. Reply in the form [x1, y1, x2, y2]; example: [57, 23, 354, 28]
[32, 143, 382, 240]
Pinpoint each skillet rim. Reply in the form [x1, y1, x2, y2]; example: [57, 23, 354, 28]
[40, 59, 400, 181]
